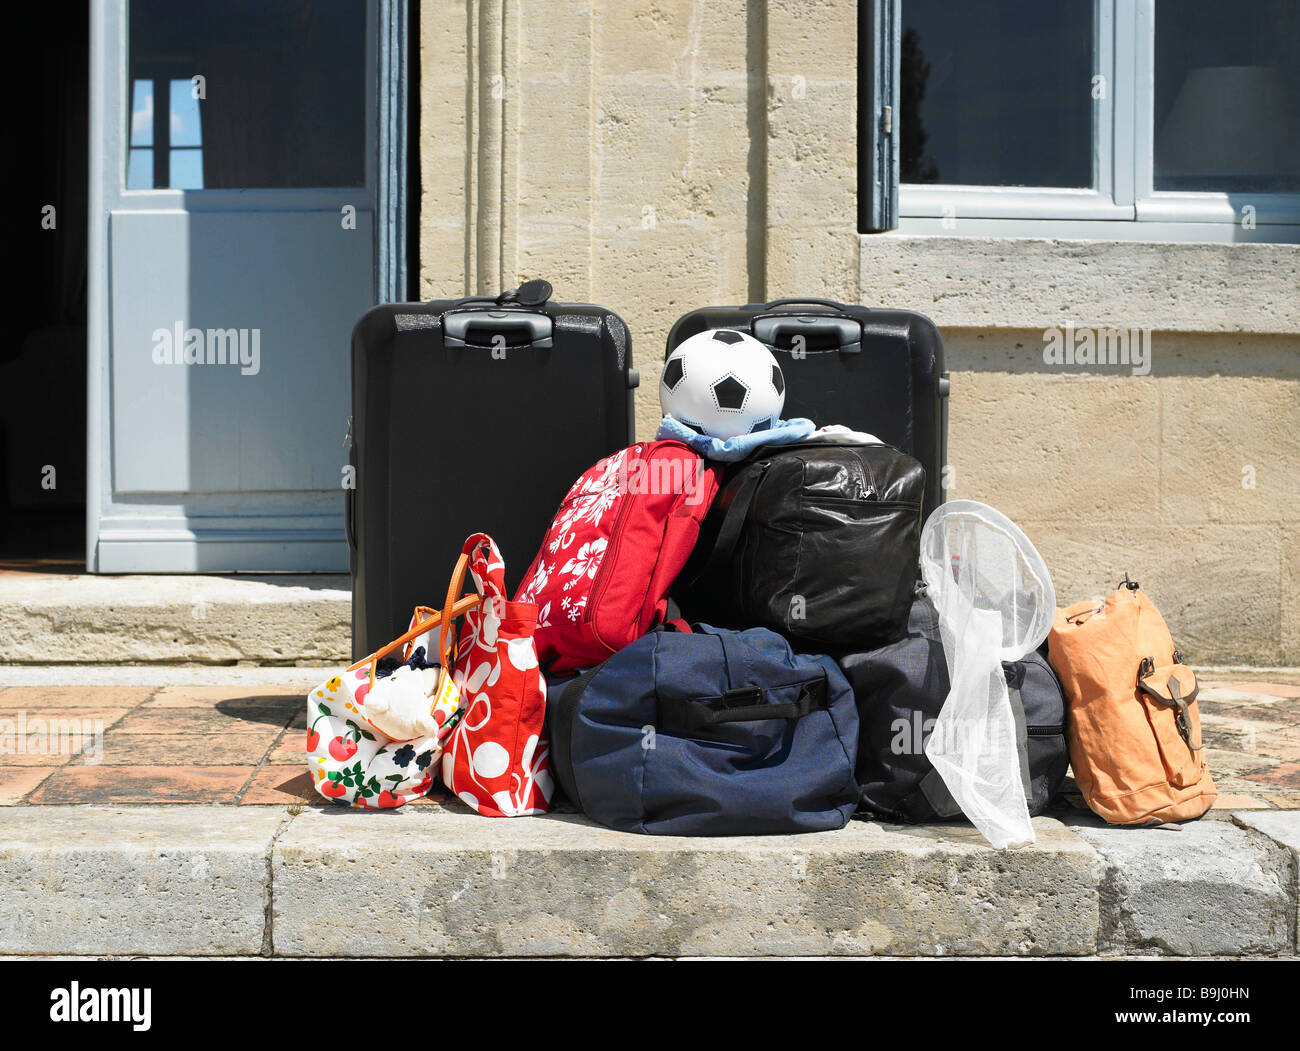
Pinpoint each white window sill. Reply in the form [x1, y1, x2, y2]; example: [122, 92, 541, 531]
[897, 216, 1300, 244]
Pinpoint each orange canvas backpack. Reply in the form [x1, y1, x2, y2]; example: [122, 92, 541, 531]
[1047, 577, 1215, 825]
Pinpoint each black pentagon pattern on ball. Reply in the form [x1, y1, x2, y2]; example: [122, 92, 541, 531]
[711, 330, 744, 345]
[662, 355, 685, 391]
[771, 363, 785, 395]
[711, 373, 749, 412]
[748, 416, 774, 434]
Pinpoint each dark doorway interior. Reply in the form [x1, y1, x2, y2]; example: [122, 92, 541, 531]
[0, 6, 89, 571]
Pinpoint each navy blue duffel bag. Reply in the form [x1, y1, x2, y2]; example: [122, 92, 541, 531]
[547, 622, 860, 836]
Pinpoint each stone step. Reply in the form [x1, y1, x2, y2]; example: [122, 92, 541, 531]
[8, 570, 1300, 675]
[0, 806, 1295, 958]
[0, 573, 350, 665]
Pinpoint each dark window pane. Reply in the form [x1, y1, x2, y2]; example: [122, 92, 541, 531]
[127, 0, 366, 189]
[900, 0, 1093, 187]
[1154, 0, 1300, 193]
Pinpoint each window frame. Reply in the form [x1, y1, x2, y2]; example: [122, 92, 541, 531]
[894, 0, 1300, 240]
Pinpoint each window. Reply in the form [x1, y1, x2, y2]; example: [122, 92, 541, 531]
[125, 0, 367, 191]
[128, 77, 204, 189]
[1152, 3, 1300, 195]
[901, 2, 1093, 189]
[865, 0, 1300, 240]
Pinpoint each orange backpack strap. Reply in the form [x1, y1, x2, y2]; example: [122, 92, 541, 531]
[1062, 597, 1104, 625]
[1138, 658, 1202, 750]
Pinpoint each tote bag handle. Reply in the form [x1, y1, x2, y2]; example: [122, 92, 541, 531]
[346, 551, 482, 688]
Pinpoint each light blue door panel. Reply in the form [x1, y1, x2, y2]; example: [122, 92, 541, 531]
[109, 209, 374, 494]
[88, 0, 406, 572]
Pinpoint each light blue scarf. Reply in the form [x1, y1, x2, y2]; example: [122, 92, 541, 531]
[655, 415, 817, 461]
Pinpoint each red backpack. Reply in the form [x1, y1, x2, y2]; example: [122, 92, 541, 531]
[515, 440, 719, 673]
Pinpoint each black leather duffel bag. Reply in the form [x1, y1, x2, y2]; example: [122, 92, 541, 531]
[674, 440, 925, 652]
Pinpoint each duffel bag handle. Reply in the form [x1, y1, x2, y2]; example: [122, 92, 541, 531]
[657, 678, 827, 733]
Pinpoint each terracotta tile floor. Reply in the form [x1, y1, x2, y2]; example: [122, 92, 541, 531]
[0, 682, 306, 805]
[0, 680, 457, 807]
[0, 673, 1298, 809]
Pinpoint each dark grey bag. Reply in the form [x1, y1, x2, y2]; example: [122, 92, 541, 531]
[837, 592, 1070, 822]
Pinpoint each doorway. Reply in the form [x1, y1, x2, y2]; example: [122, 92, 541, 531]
[0, 4, 90, 572]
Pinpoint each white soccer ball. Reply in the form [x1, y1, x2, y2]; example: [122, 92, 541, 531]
[659, 328, 786, 439]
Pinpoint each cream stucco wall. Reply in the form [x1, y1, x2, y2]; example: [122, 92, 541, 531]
[419, 0, 1300, 664]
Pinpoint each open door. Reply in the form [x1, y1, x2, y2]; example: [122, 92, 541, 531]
[0, 5, 89, 571]
[88, 0, 407, 572]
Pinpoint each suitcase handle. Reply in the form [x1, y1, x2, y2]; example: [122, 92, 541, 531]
[443, 309, 554, 350]
[761, 297, 853, 311]
[752, 314, 862, 355]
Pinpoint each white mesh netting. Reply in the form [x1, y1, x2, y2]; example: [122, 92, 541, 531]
[919, 500, 1056, 848]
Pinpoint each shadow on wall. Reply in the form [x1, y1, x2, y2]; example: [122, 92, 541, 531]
[945, 330, 1300, 379]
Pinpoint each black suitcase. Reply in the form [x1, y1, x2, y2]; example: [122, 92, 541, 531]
[348, 280, 638, 658]
[666, 298, 948, 517]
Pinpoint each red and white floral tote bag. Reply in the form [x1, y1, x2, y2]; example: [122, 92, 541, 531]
[442, 533, 554, 816]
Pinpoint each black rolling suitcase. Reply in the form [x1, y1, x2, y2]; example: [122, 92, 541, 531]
[666, 298, 948, 517]
[348, 280, 638, 658]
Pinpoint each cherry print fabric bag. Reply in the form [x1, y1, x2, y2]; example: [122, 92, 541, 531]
[306, 554, 480, 809]
[441, 532, 554, 816]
